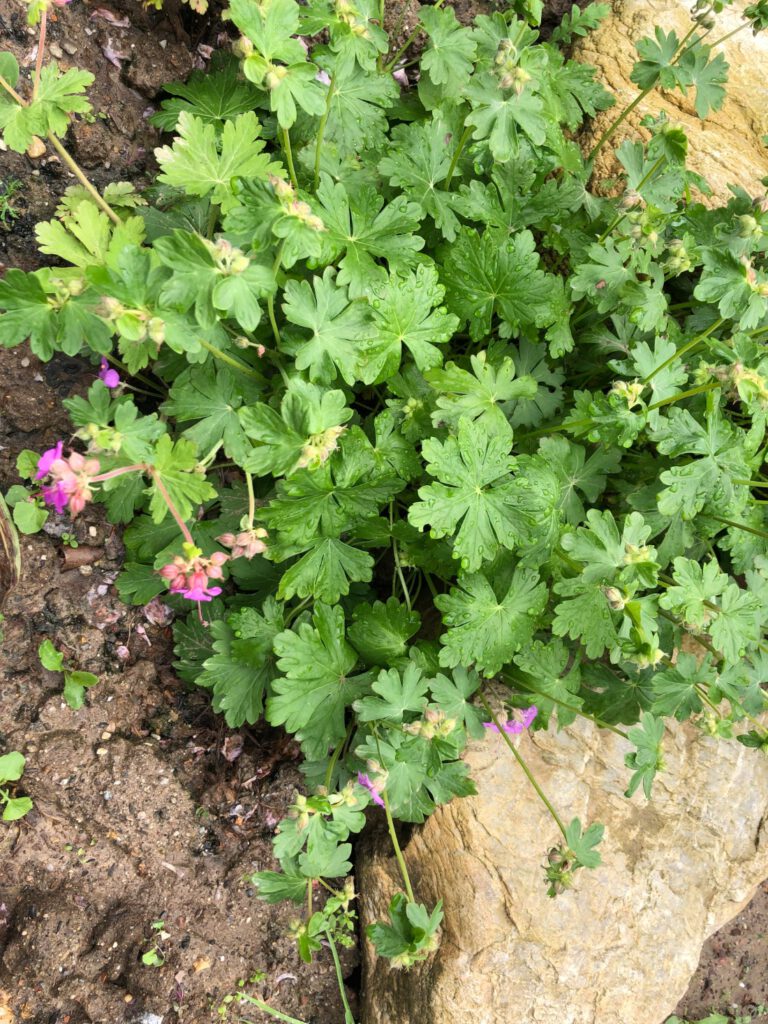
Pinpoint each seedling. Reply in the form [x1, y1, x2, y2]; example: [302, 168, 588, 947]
[0, 751, 33, 822]
[38, 639, 99, 710]
[141, 920, 170, 968]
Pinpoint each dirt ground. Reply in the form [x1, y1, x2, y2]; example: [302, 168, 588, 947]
[0, 1, 767, 1023]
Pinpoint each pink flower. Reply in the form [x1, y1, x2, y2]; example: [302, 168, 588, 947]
[216, 528, 268, 560]
[182, 584, 222, 602]
[357, 772, 385, 809]
[42, 480, 68, 514]
[98, 358, 120, 389]
[483, 706, 538, 735]
[157, 546, 230, 604]
[36, 441, 64, 480]
[37, 447, 100, 517]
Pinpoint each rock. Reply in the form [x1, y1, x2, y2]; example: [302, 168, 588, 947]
[574, 0, 768, 203]
[358, 717, 768, 1024]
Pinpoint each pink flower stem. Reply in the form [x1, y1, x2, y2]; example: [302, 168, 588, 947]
[90, 463, 148, 483]
[33, 9, 47, 101]
[148, 468, 195, 545]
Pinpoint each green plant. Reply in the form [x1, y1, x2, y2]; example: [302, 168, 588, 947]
[38, 639, 99, 709]
[141, 919, 169, 967]
[1, 0, 768, 985]
[0, 751, 33, 821]
[0, 177, 22, 227]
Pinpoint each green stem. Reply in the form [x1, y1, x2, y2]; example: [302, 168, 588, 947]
[325, 928, 356, 1024]
[514, 417, 594, 443]
[313, 74, 336, 192]
[307, 878, 313, 919]
[46, 133, 122, 224]
[281, 127, 299, 190]
[642, 318, 724, 382]
[324, 721, 354, 791]
[587, 20, 702, 163]
[384, 0, 446, 71]
[197, 337, 262, 379]
[710, 515, 768, 540]
[479, 694, 568, 840]
[238, 998, 309, 1024]
[596, 155, 667, 244]
[506, 674, 629, 739]
[267, 240, 286, 352]
[443, 123, 473, 191]
[587, 88, 652, 163]
[382, 789, 415, 903]
[707, 22, 748, 49]
[245, 470, 255, 528]
[646, 381, 721, 411]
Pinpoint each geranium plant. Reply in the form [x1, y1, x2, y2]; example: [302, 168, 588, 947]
[2, 0, 768, 997]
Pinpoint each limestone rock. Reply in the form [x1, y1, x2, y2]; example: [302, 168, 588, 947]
[358, 718, 768, 1024]
[574, 0, 768, 203]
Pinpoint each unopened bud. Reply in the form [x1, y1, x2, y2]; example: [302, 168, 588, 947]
[232, 35, 253, 58]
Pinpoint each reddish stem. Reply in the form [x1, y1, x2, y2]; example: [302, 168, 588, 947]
[91, 463, 148, 483]
[148, 469, 195, 545]
[33, 9, 47, 102]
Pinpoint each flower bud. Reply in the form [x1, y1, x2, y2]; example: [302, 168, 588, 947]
[232, 35, 253, 58]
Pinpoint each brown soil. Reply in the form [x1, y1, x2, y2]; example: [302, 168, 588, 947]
[0, 2, 766, 1023]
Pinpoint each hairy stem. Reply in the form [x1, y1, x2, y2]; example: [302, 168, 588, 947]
[642, 318, 725, 382]
[148, 469, 195, 545]
[282, 127, 299, 190]
[479, 693, 568, 840]
[645, 381, 722, 411]
[384, 0, 446, 71]
[325, 928, 356, 1024]
[382, 789, 415, 903]
[267, 242, 285, 350]
[196, 337, 262, 379]
[245, 470, 256, 528]
[33, 9, 47, 101]
[47, 133, 122, 225]
[314, 73, 336, 192]
[443, 123, 473, 191]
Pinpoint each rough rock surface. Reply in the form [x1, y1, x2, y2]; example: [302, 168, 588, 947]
[574, 0, 768, 202]
[358, 718, 768, 1024]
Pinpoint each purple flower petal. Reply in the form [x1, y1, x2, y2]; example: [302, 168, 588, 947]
[357, 771, 385, 809]
[98, 359, 121, 389]
[36, 441, 64, 480]
[182, 585, 222, 602]
[42, 480, 68, 514]
[482, 706, 538, 737]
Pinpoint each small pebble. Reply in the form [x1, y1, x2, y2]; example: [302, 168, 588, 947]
[63, 41, 78, 55]
[49, 42, 64, 58]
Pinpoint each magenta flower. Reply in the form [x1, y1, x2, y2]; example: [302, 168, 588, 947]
[357, 772, 385, 809]
[98, 358, 120, 389]
[36, 441, 64, 480]
[42, 480, 68, 514]
[181, 584, 222, 602]
[483, 706, 538, 735]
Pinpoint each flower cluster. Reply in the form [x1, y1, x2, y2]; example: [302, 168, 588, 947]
[36, 443, 100, 517]
[158, 543, 229, 602]
[216, 527, 268, 559]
